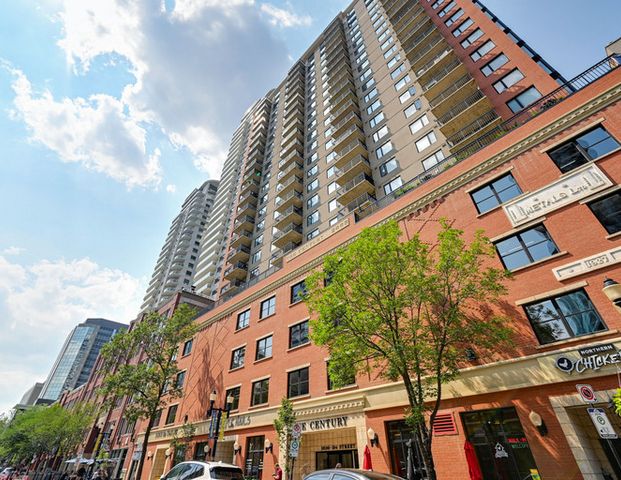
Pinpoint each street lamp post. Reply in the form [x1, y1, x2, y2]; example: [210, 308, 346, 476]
[207, 390, 234, 460]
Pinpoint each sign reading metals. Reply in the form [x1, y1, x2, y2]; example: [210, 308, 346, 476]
[503, 163, 612, 227]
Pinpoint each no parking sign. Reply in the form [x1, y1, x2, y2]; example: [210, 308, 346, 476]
[576, 384, 597, 403]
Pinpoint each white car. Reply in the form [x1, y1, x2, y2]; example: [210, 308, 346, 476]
[161, 461, 244, 480]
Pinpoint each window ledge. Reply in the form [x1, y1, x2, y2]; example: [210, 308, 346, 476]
[607, 231, 621, 240]
[287, 342, 311, 353]
[235, 325, 250, 333]
[325, 384, 359, 394]
[534, 329, 618, 350]
[254, 356, 273, 365]
[181, 353, 192, 359]
[289, 394, 311, 401]
[229, 365, 244, 373]
[289, 299, 305, 307]
[509, 251, 569, 274]
[248, 403, 269, 411]
[258, 313, 276, 322]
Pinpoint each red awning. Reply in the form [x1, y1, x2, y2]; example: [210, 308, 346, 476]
[363, 445, 373, 471]
[464, 441, 483, 480]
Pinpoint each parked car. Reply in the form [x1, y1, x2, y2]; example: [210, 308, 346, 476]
[0, 467, 15, 480]
[304, 469, 404, 480]
[160, 461, 244, 480]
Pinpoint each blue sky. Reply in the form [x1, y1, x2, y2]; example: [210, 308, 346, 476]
[0, 0, 618, 414]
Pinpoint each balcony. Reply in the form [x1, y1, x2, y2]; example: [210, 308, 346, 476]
[420, 57, 466, 97]
[334, 139, 367, 168]
[280, 127, 304, 148]
[327, 62, 350, 83]
[332, 111, 362, 139]
[223, 263, 248, 282]
[328, 71, 354, 95]
[280, 138, 304, 160]
[345, 192, 377, 213]
[277, 161, 303, 182]
[325, 42, 347, 63]
[236, 198, 257, 218]
[220, 279, 246, 296]
[281, 118, 304, 140]
[331, 99, 359, 125]
[331, 88, 357, 113]
[278, 149, 304, 170]
[428, 75, 475, 109]
[335, 155, 371, 185]
[329, 78, 356, 102]
[276, 175, 303, 196]
[230, 230, 253, 249]
[243, 168, 262, 183]
[325, 51, 349, 76]
[276, 206, 304, 233]
[227, 245, 251, 264]
[283, 106, 304, 123]
[286, 81, 304, 99]
[239, 178, 260, 196]
[245, 157, 263, 174]
[270, 241, 301, 266]
[407, 36, 447, 72]
[393, 2, 424, 33]
[275, 190, 303, 213]
[233, 215, 255, 234]
[337, 172, 375, 205]
[332, 125, 365, 153]
[446, 110, 502, 149]
[401, 21, 435, 56]
[436, 91, 492, 138]
[273, 223, 303, 248]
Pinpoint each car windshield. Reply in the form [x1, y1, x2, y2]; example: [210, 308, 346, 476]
[209, 467, 244, 480]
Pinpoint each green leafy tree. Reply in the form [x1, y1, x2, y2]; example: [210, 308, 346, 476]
[305, 220, 511, 480]
[273, 398, 296, 480]
[99, 304, 199, 480]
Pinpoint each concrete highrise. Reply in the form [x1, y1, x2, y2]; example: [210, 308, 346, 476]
[141, 180, 219, 312]
[38, 318, 126, 402]
[193, 0, 565, 300]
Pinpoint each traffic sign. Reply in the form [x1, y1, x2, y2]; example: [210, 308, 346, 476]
[289, 439, 300, 458]
[576, 384, 597, 403]
[292, 423, 302, 436]
[588, 408, 618, 439]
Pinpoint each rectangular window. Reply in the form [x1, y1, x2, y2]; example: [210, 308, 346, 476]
[290, 280, 307, 304]
[307, 194, 319, 208]
[307, 229, 319, 240]
[394, 74, 411, 91]
[376, 140, 394, 159]
[452, 18, 474, 37]
[329, 217, 339, 227]
[182, 339, 193, 356]
[415, 131, 437, 152]
[422, 150, 445, 170]
[384, 45, 397, 59]
[370, 111, 385, 128]
[287, 367, 309, 398]
[307, 178, 319, 192]
[225, 386, 240, 411]
[438, 0, 456, 16]
[379, 158, 398, 177]
[494, 225, 559, 271]
[230, 346, 245, 369]
[493, 68, 524, 93]
[327, 166, 336, 178]
[524, 289, 606, 344]
[307, 211, 320, 225]
[460, 28, 484, 48]
[507, 86, 542, 113]
[481, 54, 509, 76]
[470, 173, 522, 214]
[328, 198, 340, 212]
[362, 78, 375, 92]
[409, 114, 429, 135]
[390, 64, 406, 79]
[289, 321, 310, 348]
[307, 164, 318, 177]
[404, 99, 422, 118]
[260, 296, 276, 318]
[255, 336, 273, 360]
[383, 176, 403, 195]
[547, 126, 620, 173]
[251, 251, 261, 264]
[387, 54, 401, 69]
[363, 87, 378, 103]
[444, 9, 464, 27]
[399, 86, 416, 104]
[588, 192, 621, 234]
[150, 409, 162, 428]
[381, 37, 394, 50]
[236, 309, 250, 330]
[372, 125, 389, 143]
[367, 100, 381, 115]
[251, 378, 269, 405]
[165, 405, 178, 425]
[175, 371, 186, 389]
[327, 362, 356, 390]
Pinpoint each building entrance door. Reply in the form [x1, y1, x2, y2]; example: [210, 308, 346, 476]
[461, 407, 539, 480]
[315, 450, 358, 470]
[245, 436, 265, 480]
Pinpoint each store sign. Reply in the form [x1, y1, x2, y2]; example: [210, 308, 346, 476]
[555, 343, 621, 374]
[297, 416, 349, 432]
[226, 414, 251, 429]
[553, 246, 621, 280]
[319, 443, 356, 451]
[503, 164, 612, 227]
[285, 219, 350, 261]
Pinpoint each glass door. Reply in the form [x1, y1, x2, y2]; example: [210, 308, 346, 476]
[315, 450, 359, 470]
[245, 436, 265, 480]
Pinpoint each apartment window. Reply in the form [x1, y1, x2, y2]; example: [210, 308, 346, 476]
[379, 158, 398, 177]
[452, 18, 474, 37]
[445, 9, 464, 27]
[175, 371, 186, 389]
[260, 296, 276, 318]
[230, 346, 245, 369]
[524, 289, 606, 345]
[460, 28, 484, 48]
[415, 131, 437, 152]
[307, 164, 318, 177]
[471, 173, 522, 214]
[258, 206, 266, 217]
[481, 54, 509, 76]
[226, 386, 240, 411]
[370, 111, 385, 128]
[376, 141, 394, 159]
[256, 336, 273, 360]
[493, 69, 524, 93]
[547, 126, 620, 173]
[422, 150, 446, 170]
[438, 1, 456, 17]
[381, 37, 394, 50]
[470, 39, 495, 61]
[390, 64, 405, 80]
[328, 198, 340, 212]
[236, 309, 250, 330]
[307, 178, 319, 192]
[251, 379, 269, 405]
[327, 166, 336, 178]
[495, 225, 559, 271]
[404, 99, 422, 118]
[307, 229, 319, 240]
[409, 114, 430, 135]
[588, 192, 621, 234]
[182, 339, 193, 356]
[367, 100, 381, 115]
[291, 280, 307, 304]
[165, 405, 178, 425]
[383, 45, 397, 59]
[378, 30, 390, 43]
[327, 151, 337, 163]
[372, 125, 389, 143]
[327, 362, 356, 390]
[307, 211, 320, 226]
[150, 409, 162, 428]
[289, 320, 309, 348]
[383, 176, 403, 195]
[251, 251, 261, 264]
[326, 138, 335, 150]
[250, 267, 259, 279]
[307, 194, 319, 209]
[364, 88, 379, 103]
[287, 367, 309, 398]
[399, 86, 416, 104]
[329, 217, 339, 227]
[387, 54, 401, 69]
[362, 78, 375, 92]
[254, 234, 263, 247]
[507, 86, 542, 113]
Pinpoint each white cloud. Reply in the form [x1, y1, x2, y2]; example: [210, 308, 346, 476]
[166, 184, 177, 193]
[0, 254, 145, 415]
[2, 246, 25, 256]
[260, 3, 312, 28]
[7, 67, 162, 189]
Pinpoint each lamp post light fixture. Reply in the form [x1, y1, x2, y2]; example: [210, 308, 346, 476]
[528, 411, 548, 436]
[264, 439, 273, 454]
[367, 427, 379, 447]
[233, 442, 242, 455]
[206, 390, 234, 460]
[603, 278, 621, 313]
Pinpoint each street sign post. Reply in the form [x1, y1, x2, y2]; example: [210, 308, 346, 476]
[588, 408, 618, 439]
[576, 384, 597, 403]
[289, 439, 300, 458]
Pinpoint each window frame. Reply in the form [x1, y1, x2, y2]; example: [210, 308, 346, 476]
[236, 309, 250, 330]
[260, 296, 276, 319]
[255, 335, 273, 361]
[470, 173, 522, 214]
[289, 320, 310, 349]
[251, 378, 270, 406]
[287, 367, 310, 398]
[494, 224, 559, 271]
[230, 346, 246, 370]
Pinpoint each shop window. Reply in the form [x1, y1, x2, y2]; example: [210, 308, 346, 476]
[588, 191, 621, 234]
[289, 321, 309, 348]
[287, 367, 309, 397]
[226, 386, 240, 411]
[523, 289, 606, 344]
[470, 173, 522, 214]
[494, 225, 559, 271]
[386, 421, 424, 477]
[548, 126, 620, 173]
[251, 379, 269, 406]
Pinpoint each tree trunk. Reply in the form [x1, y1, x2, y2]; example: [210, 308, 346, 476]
[134, 419, 154, 480]
[415, 425, 436, 480]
